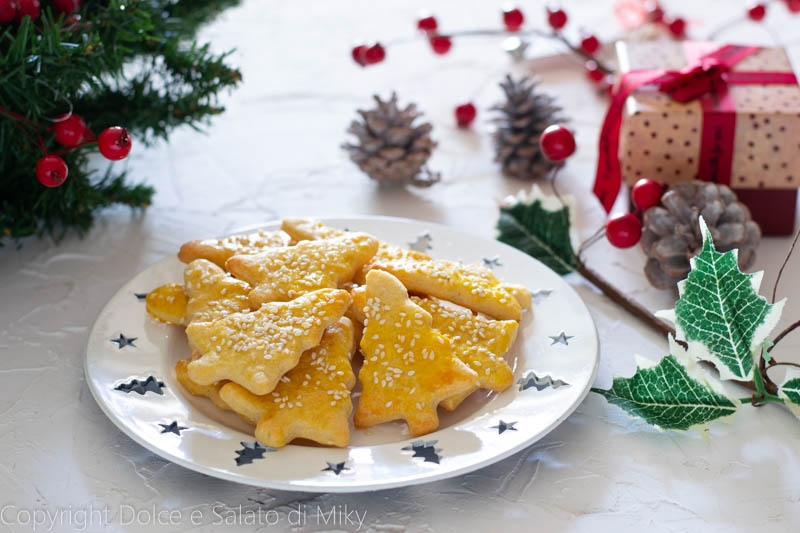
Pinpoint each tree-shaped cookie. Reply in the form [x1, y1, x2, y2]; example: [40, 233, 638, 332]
[178, 229, 292, 269]
[175, 357, 231, 411]
[349, 286, 518, 410]
[354, 270, 478, 436]
[225, 233, 378, 306]
[219, 318, 357, 447]
[186, 288, 351, 395]
[281, 217, 430, 284]
[184, 259, 251, 326]
[370, 258, 527, 321]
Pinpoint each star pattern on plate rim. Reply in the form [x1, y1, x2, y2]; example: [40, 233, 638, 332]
[114, 376, 165, 395]
[517, 371, 569, 392]
[321, 461, 347, 475]
[234, 442, 275, 466]
[111, 333, 137, 349]
[402, 440, 442, 464]
[159, 421, 188, 435]
[490, 420, 518, 434]
[549, 331, 573, 346]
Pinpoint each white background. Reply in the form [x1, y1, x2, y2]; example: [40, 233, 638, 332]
[1, 0, 799, 531]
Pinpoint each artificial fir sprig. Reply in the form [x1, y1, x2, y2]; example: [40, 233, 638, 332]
[0, 0, 241, 244]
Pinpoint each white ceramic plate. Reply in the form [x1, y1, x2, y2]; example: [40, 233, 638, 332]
[85, 216, 599, 493]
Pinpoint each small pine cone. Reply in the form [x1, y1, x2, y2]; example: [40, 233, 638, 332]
[492, 75, 566, 180]
[342, 93, 440, 187]
[641, 182, 761, 290]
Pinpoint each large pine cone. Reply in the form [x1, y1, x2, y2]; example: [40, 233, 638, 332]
[492, 75, 566, 180]
[342, 93, 440, 187]
[641, 182, 761, 290]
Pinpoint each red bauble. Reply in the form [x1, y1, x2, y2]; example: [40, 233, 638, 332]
[631, 178, 664, 211]
[546, 6, 568, 30]
[586, 61, 605, 83]
[454, 102, 476, 128]
[351, 45, 368, 66]
[36, 155, 68, 187]
[667, 17, 686, 37]
[579, 34, 600, 55]
[429, 35, 452, 55]
[417, 14, 437, 33]
[0, 0, 17, 24]
[364, 43, 386, 65]
[502, 6, 524, 31]
[539, 125, 575, 162]
[97, 127, 132, 160]
[53, 0, 80, 13]
[53, 114, 88, 147]
[747, 3, 766, 21]
[606, 213, 642, 248]
[15, 0, 39, 21]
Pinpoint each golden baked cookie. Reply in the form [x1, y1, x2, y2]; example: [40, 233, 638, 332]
[186, 288, 351, 395]
[218, 318, 357, 447]
[183, 259, 251, 326]
[178, 229, 292, 269]
[174, 356, 231, 411]
[146, 283, 188, 325]
[225, 233, 378, 306]
[370, 258, 524, 320]
[349, 285, 518, 410]
[354, 270, 478, 436]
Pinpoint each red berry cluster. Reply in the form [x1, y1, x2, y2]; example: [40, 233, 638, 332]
[641, 1, 687, 37]
[352, 6, 605, 129]
[0, 0, 81, 24]
[605, 178, 665, 248]
[34, 113, 132, 188]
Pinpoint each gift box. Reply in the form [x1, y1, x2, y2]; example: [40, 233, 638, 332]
[600, 40, 800, 235]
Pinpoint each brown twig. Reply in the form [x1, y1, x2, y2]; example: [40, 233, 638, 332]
[771, 319, 800, 352]
[772, 225, 800, 303]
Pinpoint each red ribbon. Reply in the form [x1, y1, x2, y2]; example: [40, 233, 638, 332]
[593, 44, 799, 213]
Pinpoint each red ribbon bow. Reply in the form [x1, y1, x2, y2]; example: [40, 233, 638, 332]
[593, 44, 799, 213]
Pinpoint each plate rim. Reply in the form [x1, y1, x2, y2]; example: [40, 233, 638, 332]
[84, 215, 599, 493]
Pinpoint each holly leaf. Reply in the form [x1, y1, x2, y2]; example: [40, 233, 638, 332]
[592, 337, 738, 432]
[779, 368, 800, 420]
[496, 185, 578, 275]
[657, 217, 784, 382]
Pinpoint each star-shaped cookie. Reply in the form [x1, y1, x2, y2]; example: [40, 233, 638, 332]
[349, 286, 518, 410]
[280, 217, 430, 284]
[354, 270, 478, 436]
[219, 318, 357, 447]
[370, 258, 527, 321]
[145, 283, 188, 325]
[178, 229, 292, 269]
[225, 233, 378, 306]
[186, 288, 351, 395]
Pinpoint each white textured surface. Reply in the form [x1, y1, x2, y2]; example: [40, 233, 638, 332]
[1, 1, 800, 531]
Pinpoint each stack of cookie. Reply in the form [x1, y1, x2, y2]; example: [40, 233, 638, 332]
[146, 218, 531, 448]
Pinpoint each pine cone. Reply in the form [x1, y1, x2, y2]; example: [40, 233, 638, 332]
[342, 93, 440, 187]
[641, 182, 761, 290]
[492, 75, 566, 180]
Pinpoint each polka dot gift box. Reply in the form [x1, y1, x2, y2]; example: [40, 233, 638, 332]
[598, 40, 800, 235]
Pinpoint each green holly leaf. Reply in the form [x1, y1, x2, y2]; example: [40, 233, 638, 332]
[592, 338, 738, 431]
[657, 217, 784, 381]
[779, 368, 800, 420]
[496, 185, 578, 275]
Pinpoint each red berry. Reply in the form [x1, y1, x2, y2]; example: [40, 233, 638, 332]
[645, 1, 664, 22]
[539, 125, 575, 162]
[667, 17, 686, 37]
[53, 113, 88, 147]
[364, 43, 386, 65]
[36, 155, 68, 188]
[606, 213, 642, 248]
[502, 6, 524, 31]
[580, 34, 600, 55]
[417, 14, 437, 33]
[631, 178, 664, 211]
[546, 6, 568, 30]
[429, 35, 452, 55]
[0, 0, 17, 24]
[786, 0, 800, 13]
[53, 0, 80, 13]
[97, 127, 132, 161]
[15, 0, 39, 21]
[747, 3, 766, 21]
[586, 61, 605, 83]
[351, 45, 369, 66]
[454, 102, 476, 128]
